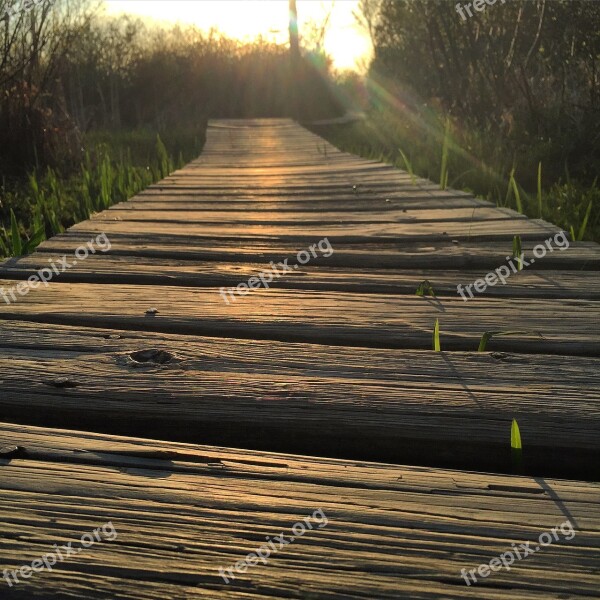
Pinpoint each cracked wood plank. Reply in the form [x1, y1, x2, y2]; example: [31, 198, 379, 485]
[0, 422, 599, 599]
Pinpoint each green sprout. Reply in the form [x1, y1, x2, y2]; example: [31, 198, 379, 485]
[433, 318, 441, 351]
[512, 235, 523, 271]
[511, 418, 523, 470]
[478, 330, 543, 352]
[416, 280, 436, 297]
[511, 419, 522, 451]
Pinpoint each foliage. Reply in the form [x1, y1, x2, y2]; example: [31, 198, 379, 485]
[0, 128, 204, 257]
[318, 0, 600, 241]
[477, 330, 543, 352]
[512, 235, 523, 271]
[59, 17, 342, 134]
[370, 0, 600, 180]
[1, 6, 343, 177]
[317, 107, 600, 242]
[415, 280, 436, 298]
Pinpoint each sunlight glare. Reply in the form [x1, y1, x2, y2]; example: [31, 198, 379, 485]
[105, 0, 372, 71]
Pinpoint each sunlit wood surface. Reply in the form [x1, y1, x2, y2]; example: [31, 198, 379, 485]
[1, 422, 599, 599]
[0, 119, 599, 597]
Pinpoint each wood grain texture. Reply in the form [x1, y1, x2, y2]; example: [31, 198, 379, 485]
[33, 233, 600, 269]
[1, 116, 600, 598]
[137, 188, 479, 202]
[0, 280, 598, 355]
[0, 421, 599, 599]
[65, 215, 559, 243]
[0, 321, 598, 477]
[87, 206, 518, 225]
[3, 254, 600, 299]
[112, 196, 489, 210]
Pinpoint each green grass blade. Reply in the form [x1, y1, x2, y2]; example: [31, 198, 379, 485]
[433, 318, 440, 351]
[22, 224, 47, 255]
[504, 171, 513, 208]
[478, 330, 543, 352]
[478, 331, 493, 352]
[9, 209, 22, 257]
[156, 134, 171, 179]
[577, 199, 593, 241]
[512, 235, 522, 270]
[416, 280, 436, 297]
[509, 169, 523, 214]
[511, 418, 522, 450]
[46, 210, 63, 235]
[511, 418, 523, 470]
[0, 227, 9, 257]
[398, 147, 416, 185]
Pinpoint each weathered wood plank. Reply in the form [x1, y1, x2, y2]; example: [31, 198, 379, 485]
[137, 187, 477, 202]
[142, 183, 492, 197]
[34, 234, 600, 270]
[2, 253, 600, 299]
[0, 281, 597, 355]
[0, 421, 599, 598]
[68, 216, 559, 242]
[157, 169, 422, 181]
[0, 321, 598, 477]
[89, 206, 518, 225]
[113, 196, 489, 210]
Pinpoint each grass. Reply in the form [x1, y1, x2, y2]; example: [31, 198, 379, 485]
[512, 235, 523, 271]
[511, 418, 523, 469]
[577, 197, 594, 241]
[415, 280, 436, 297]
[433, 318, 441, 351]
[0, 126, 206, 258]
[398, 147, 416, 185]
[511, 419, 522, 451]
[508, 168, 523, 214]
[477, 330, 543, 352]
[313, 109, 600, 242]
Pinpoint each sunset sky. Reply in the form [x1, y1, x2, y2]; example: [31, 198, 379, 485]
[104, 0, 373, 71]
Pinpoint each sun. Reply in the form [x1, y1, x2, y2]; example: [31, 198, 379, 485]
[104, 0, 372, 72]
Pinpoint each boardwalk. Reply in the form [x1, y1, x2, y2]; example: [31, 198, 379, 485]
[1, 119, 599, 597]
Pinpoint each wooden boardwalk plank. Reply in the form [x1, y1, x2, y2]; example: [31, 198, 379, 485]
[0, 281, 598, 354]
[67, 215, 560, 242]
[87, 206, 520, 224]
[34, 234, 600, 269]
[1, 422, 599, 599]
[112, 196, 489, 210]
[137, 188, 478, 202]
[3, 254, 600, 299]
[0, 321, 598, 478]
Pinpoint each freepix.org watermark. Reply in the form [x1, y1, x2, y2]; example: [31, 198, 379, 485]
[3, 521, 118, 587]
[457, 231, 569, 301]
[0, 233, 111, 305]
[456, 0, 505, 21]
[218, 508, 328, 583]
[219, 238, 334, 304]
[461, 520, 576, 586]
